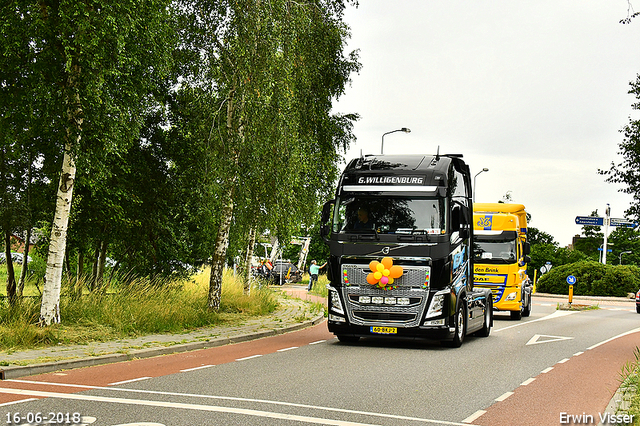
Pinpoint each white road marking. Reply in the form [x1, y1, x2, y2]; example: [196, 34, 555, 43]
[235, 354, 263, 361]
[494, 392, 513, 402]
[520, 378, 535, 386]
[541, 367, 554, 374]
[108, 377, 151, 386]
[574, 351, 584, 356]
[526, 334, 574, 345]
[587, 327, 640, 350]
[557, 358, 570, 364]
[3, 381, 479, 426]
[494, 310, 577, 333]
[180, 365, 215, 372]
[0, 398, 38, 407]
[277, 346, 299, 352]
[309, 340, 326, 345]
[462, 410, 486, 423]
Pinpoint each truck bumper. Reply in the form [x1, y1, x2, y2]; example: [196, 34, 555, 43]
[328, 321, 455, 341]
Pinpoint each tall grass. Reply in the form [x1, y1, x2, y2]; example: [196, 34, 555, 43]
[0, 268, 277, 351]
[619, 347, 640, 425]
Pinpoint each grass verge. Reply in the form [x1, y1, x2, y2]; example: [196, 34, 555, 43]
[618, 348, 640, 425]
[0, 268, 278, 352]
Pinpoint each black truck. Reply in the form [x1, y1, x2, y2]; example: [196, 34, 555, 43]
[320, 153, 492, 347]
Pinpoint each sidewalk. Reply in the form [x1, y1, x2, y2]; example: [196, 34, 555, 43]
[0, 285, 325, 380]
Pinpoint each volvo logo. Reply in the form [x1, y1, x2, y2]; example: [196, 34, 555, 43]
[381, 247, 390, 254]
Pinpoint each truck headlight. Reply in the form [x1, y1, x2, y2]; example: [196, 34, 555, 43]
[505, 292, 517, 301]
[425, 290, 448, 319]
[328, 286, 344, 315]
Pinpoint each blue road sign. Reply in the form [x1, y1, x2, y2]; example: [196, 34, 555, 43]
[597, 248, 613, 252]
[575, 216, 604, 226]
[567, 275, 577, 285]
[610, 218, 638, 228]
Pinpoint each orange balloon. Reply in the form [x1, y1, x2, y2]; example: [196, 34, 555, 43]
[381, 257, 393, 269]
[369, 261, 380, 273]
[366, 273, 378, 285]
[389, 265, 403, 279]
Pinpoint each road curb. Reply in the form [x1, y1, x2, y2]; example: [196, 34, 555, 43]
[0, 313, 325, 380]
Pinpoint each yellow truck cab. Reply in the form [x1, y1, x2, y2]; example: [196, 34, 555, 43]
[473, 203, 532, 320]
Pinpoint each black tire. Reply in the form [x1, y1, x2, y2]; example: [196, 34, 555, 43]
[522, 293, 531, 317]
[475, 298, 492, 338]
[510, 309, 522, 320]
[337, 335, 360, 344]
[636, 305, 640, 314]
[443, 303, 466, 348]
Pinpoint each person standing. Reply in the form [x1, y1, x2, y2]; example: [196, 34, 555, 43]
[307, 260, 327, 291]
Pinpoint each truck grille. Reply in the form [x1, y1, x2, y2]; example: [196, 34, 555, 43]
[340, 263, 430, 327]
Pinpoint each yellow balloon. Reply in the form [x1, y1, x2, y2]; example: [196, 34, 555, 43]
[388, 277, 394, 285]
[376, 263, 385, 272]
[374, 271, 382, 280]
[382, 269, 390, 276]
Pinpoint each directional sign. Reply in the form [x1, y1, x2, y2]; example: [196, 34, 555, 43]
[566, 275, 576, 285]
[575, 216, 604, 226]
[610, 218, 638, 228]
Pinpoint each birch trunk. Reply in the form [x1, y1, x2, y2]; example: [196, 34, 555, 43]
[40, 68, 82, 325]
[17, 227, 32, 298]
[243, 226, 257, 294]
[208, 186, 235, 310]
[39, 147, 77, 325]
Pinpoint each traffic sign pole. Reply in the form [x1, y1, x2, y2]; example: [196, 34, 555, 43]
[603, 204, 610, 265]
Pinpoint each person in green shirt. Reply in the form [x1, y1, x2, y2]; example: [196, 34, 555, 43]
[308, 260, 327, 291]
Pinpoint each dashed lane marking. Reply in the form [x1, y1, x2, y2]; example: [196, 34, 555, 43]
[180, 365, 215, 372]
[462, 410, 486, 424]
[108, 377, 151, 386]
[541, 367, 554, 374]
[520, 378, 535, 386]
[277, 346, 299, 352]
[494, 392, 513, 402]
[235, 354, 263, 361]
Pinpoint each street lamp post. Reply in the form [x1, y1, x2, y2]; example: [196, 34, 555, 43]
[473, 168, 489, 203]
[619, 251, 632, 265]
[381, 128, 411, 154]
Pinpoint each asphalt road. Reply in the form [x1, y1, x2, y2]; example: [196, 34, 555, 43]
[1, 296, 638, 426]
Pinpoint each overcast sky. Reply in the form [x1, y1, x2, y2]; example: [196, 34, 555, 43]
[332, 1, 640, 246]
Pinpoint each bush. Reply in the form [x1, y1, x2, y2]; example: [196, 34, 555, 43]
[536, 260, 640, 297]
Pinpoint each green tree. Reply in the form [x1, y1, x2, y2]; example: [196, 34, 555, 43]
[171, 0, 359, 309]
[2, 0, 177, 324]
[600, 74, 640, 222]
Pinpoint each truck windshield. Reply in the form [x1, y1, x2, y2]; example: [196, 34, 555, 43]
[333, 196, 446, 234]
[473, 238, 517, 263]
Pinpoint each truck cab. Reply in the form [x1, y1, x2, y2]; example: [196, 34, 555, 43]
[473, 203, 532, 320]
[320, 154, 493, 347]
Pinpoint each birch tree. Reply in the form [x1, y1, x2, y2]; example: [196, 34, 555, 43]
[20, 0, 176, 325]
[172, 0, 359, 310]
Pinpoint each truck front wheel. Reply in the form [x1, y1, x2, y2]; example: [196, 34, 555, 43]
[522, 293, 531, 317]
[443, 304, 466, 348]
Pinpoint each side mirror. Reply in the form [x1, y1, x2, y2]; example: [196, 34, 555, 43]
[523, 241, 531, 256]
[320, 200, 334, 242]
[321, 200, 334, 224]
[523, 255, 531, 264]
[451, 205, 461, 233]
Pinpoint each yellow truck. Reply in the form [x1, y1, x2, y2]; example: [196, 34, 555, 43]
[473, 203, 532, 320]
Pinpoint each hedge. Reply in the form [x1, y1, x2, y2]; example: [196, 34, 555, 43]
[536, 260, 640, 297]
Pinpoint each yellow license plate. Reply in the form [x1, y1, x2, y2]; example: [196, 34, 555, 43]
[370, 326, 397, 334]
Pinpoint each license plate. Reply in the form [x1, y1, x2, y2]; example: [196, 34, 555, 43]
[370, 326, 397, 334]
